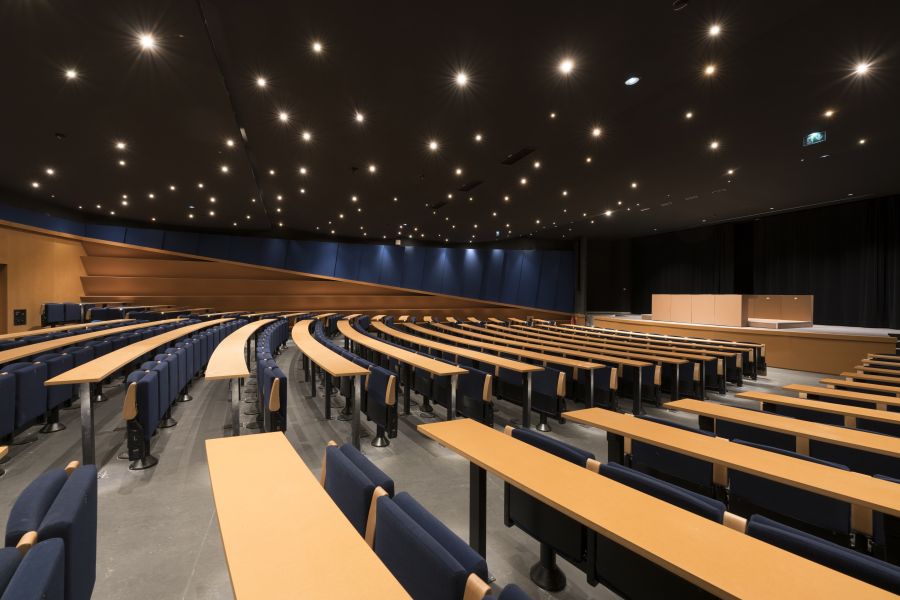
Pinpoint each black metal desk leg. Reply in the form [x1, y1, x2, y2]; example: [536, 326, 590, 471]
[78, 383, 95, 465]
[632, 368, 643, 416]
[522, 371, 533, 428]
[470, 462, 486, 557]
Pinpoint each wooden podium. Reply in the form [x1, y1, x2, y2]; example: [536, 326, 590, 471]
[651, 294, 814, 328]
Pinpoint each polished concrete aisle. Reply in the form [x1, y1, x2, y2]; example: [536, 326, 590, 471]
[0, 339, 825, 599]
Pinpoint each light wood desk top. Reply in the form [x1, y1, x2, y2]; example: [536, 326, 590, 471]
[821, 378, 900, 396]
[397, 315, 409, 322]
[292, 320, 369, 378]
[371, 314, 386, 322]
[338, 321, 465, 377]
[0, 319, 134, 342]
[371, 322, 541, 374]
[737, 391, 900, 428]
[408, 323, 605, 370]
[575, 325, 757, 354]
[343, 313, 363, 321]
[864, 359, 900, 369]
[0, 319, 184, 365]
[445, 316, 458, 323]
[564, 408, 900, 518]
[418, 419, 890, 600]
[243, 311, 278, 318]
[487, 317, 504, 324]
[315, 312, 336, 320]
[842, 371, 900, 385]
[158, 307, 192, 315]
[471, 323, 687, 367]
[0, 446, 6, 460]
[562, 323, 765, 351]
[870, 354, 900, 362]
[206, 320, 276, 380]
[421, 315, 433, 323]
[784, 384, 900, 408]
[856, 365, 900, 377]
[667, 399, 900, 459]
[204, 311, 249, 318]
[279, 312, 308, 319]
[46, 319, 232, 386]
[206, 433, 410, 600]
[466, 317, 480, 323]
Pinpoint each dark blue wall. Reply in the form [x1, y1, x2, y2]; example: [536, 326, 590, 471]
[0, 202, 576, 312]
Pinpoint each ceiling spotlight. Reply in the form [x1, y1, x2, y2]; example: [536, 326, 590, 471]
[549, 112, 557, 119]
[704, 64, 717, 76]
[858, 138, 867, 145]
[823, 109, 835, 118]
[854, 62, 871, 75]
[354, 111, 365, 123]
[455, 71, 469, 86]
[121, 199, 128, 206]
[30, 181, 40, 188]
[503, 195, 510, 202]
[148, 193, 155, 199]
[300, 188, 306, 194]
[624, 75, 640, 86]
[115, 141, 126, 150]
[351, 195, 358, 202]
[428, 139, 439, 152]
[520, 177, 528, 186]
[709, 24, 722, 37]
[562, 190, 568, 196]
[138, 33, 156, 51]
[311, 40, 323, 54]
[605, 210, 613, 217]
[727, 168, 735, 175]
[630, 181, 638, 189]
[685, 111, 694, 119]
[709, 140, 720, 150]
[45, 168, 55, 176]
[533, 161, 541, 169]
[299, 166, 308, 175]
[209, 210, 215, 217]
[558, 57, 575, 75]
[301, 130, 312, 142]
[209, 196, 216, 203]
[591, 126, 602, 138]
[256, 76, 267, 88]
[188, 213, 194, 219]
[455, 167, 463, 176]
[368, 164, 377, 173]
[220, 165, 229, 173]
[278, 111, 289, 122]
[585, 156, 593, 164]
[197, 182, 204, 188]
[169, 185, 176, 191]
[269, 169, 276, 175]
[276, 195, 282, 201]
[118, 159, 126, 167]
[64, 68, 78, 80]
[474, 132, 483, 142]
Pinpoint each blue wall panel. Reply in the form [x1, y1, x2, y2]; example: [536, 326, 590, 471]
[358, 244, 384, 285]
[124, 227, 165, 249]
[197, 234, 232, 262]
[517, 251, 541, 308]
[378, 245, 404, 287]
[162, 231, 200, 255]
[554, 251, 576, 312]
[536, 251, 560, 309]
[84, 224, 126, 243]
[483, 250, 505, 301]
[421, 247, 445, 292]
[334, 243, 364, 280]
[308, 241, 339, 277]
[443, 248, 464, 297]
[402, 247, 426, 290]
[461, 249, 485, 298]
[500, 251, 524, 304]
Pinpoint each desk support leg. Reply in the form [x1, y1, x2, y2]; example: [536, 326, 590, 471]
[310, 364, 317, 401]
[469, 463, 486, 558]
[404, 364, 411, 415]
[632, 369, 643, 416]
[230, 378, 241, 436]
[607, 432, 625, 464]
[700, 367, 707, 401]
[523, 372, 533, 428]
[672, 368, 681, 401]
[448, 374, 458, 421]
[352, 375, 362, 450]
[79, 383, 95, 465]
[589, 372, 595, 408]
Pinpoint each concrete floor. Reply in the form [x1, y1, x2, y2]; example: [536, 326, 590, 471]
[0, 340, 828, 599]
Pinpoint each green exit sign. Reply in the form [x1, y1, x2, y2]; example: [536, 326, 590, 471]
[803, 131, 826, 146]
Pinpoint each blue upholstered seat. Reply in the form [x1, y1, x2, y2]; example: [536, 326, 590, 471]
[810, 436, 900, 478]
[510, 427, 594, 467]
[364, 366, 397, 446]
[0, 539, 65, 600]
[715, 418, 795, 451]
[63, 303, 81, 323]
[2, 362, 48, 429]
[631, 415, 717, 495]
[323, 445, 390, 536]
[5, 469, 69, 547]
[44, 303, 66, 325]
[484, 584, 533, 600]
[748, 514, 900, 593]
[0, 372, 15, 440]
[0, 547, 21, 594]
[33, 353, 74, 412]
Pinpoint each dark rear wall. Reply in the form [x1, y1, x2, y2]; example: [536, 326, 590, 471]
[586, 196, 900, 329]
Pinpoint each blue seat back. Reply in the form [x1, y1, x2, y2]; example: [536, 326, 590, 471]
[510, 427, 593, 467]
[0, 373, 15, 439]
[2, 362, 48, 427]
[323, 446, 378, 536]
[0, 539, 65, 600]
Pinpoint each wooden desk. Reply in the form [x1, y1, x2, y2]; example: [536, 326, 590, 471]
[445, 316, 458, 324]
[784, 384, 900, 410]
[371, 314, 386, 322]
[207, 319, 276, 436]
[487, 317, 504, 324]
[421, 316, 433, 323]
[0, 319, 185, 366]
[736, 391, 900, 430]
[870, 354, 900, 363]
[0, 445, 6, 477]
[466, 317, 481, 323]
[563, 408, 900, 532]
[339, 320, 466, 420]
[46, 318, 232, 464]
[315, 312, 336, 320]
[666, 399, 900, 460]
[206, 433, 410, 600]
[0, 319, 134, 342]
[292, 320, 369, 448]
[856, 365, 900, 377]
[864, 359, 900, 370]
[821, 377, 900, 397]
[397, 315, 409, 323]
[841, 371, 900, 386]
[371, 322, 543, 426]
[417, 419, 889, 599]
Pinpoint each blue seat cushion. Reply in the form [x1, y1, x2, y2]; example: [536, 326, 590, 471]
[0, 548, 21, 593]
[489, 584, 532, 600]
[600, 462, 725, 522]
[339, 444, 394, 497]
[324, 447, 376, 536]
[393, 492, 487, 581]
[374, 496, 468, 600]
[747, 515, 900, 594]
[5, 469, 68, 547]
[510, 427, 593, 467]
[0, 538, 65, 600]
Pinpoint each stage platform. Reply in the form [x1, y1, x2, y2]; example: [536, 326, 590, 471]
[592, 314, 898, 375]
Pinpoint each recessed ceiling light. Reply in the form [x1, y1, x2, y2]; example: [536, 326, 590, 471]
[727, 168, 735, 175]
[152, 217, 156, 222]
[617, 200, 622, 205]
[428, 139, 439, 152]
[562, 190, 568, 196]
[299, 166, 307, 175]
[209, 196, 216, 203]
[188, 213, 194, 219]
[276, 195, 283, 201]
[45, 168, 55, 176]
[121, 199, 128, 206]
[226, 138, 235, 147]
[685, 111, 694, 120]
[169, 185, 176, 191]
[520, 177, 528, 186]
[312, 40, 323, 54]
[503, 195, 510, 202]
[118, 159, 126, 167]
[624, 75, 640, 86]
[630, 181, 638, 189]
[455, 71, 468, 87]
[704, 64, 717, 76]
[549, 112, 557, 119]
[138, 33, 156, 51]
[278, 111, 289, 123]
[858, 138, 867, 145]
[339, 213, 344, 219]
[368, 164, 377, 173]
[453, 167, 463, 176]
[605, 210, 613, 216]
[256, 76, 268, 88]
[300, 188, 306, 194]
[354, 111, 365, 124]
[854, 62, 871, 75]
[533, 161, 541, 169]
[30, 181, 40, 188]
[474, 132, 483, 142]
[585, 156, 592, 164]
[823, 109, 835, 118]
[269, 169, 276, 175]
[115, 141, 126, 150]
[709, 140, 720, 150]
[220, 165, 229, 173]
[591, 126, 602, 138]
[708, 24, 722, 37]
[64, 68, 78, 80]
[558, 58, 575, 75]
[148, 193, 155, 198]
[209, 210, 215, 216]
[301, 130, 312, 142]
[197, 182, 204, 188]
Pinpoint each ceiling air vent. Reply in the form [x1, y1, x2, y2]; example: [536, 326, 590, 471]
[500, 147, 536, 165]
[458, 180, 483, 192]
[429, 200, 449, 211]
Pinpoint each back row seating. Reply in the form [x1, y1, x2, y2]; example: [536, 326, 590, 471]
[122, 319, 244, 470]
[1, 460, 98, 600]
[41, 303, 83, 326]
[0, 320, 123, 353]
[253, 319, 290, 432]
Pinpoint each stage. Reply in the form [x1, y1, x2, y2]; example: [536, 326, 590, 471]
[591, 314, 898, 375]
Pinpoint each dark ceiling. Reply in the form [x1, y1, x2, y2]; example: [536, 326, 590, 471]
[2, 0, 899, 243]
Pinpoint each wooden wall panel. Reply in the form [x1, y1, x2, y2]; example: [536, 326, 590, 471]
[0, 225, 86, 333]
[670, 295, 692, 322]
[690, 294, 716, 325]
[714, 294, 745, 327]
[81, 276, 414, 297]
[81, 256, 314, 280]
[651, 294, 671, 320]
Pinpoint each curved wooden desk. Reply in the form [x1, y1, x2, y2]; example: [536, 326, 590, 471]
[0, 318, 184, 365]
[563, 408, 900, 535]
[338, 320, 466, 422]
[821, 377, 900, 397]
[0, 319, 134, 342]
[737, 390, 900, 430]
[417, 419, 892, 599]
[841, 371, 900, 386]
[207, 319, 275, 436]
[371, 321, 543, 426]
[206, 433, 410, 600]
[784, 383, 900, 410]
[667, 398, 900, 459]
[292, 320, 369, 448]
[46, 318, 233, 464]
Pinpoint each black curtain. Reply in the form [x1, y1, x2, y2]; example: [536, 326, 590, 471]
[628, 224, 736, 314]
[753, 196, 900, 328]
